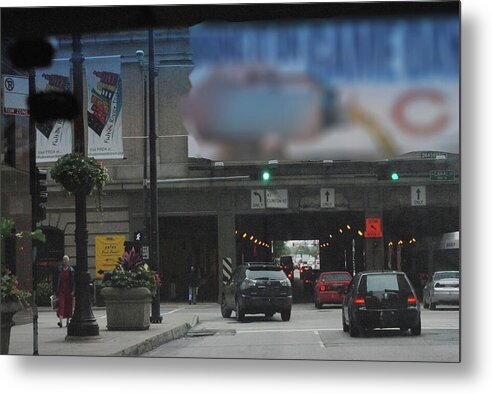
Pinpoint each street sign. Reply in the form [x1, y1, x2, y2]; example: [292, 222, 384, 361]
[142, 246, 149, 260]
[430, 170, 455, 181]
[411, 186, 426, 206]
[266, 189, 288, 208]
[95, 235, 125, 277]
[251, 189, 265, 209]
[320, 188, 335, 208]
[2, 75, 29, 116]
[364, 218, 383, 238]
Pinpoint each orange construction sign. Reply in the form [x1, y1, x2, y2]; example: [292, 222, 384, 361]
[364, 218, 383, 238]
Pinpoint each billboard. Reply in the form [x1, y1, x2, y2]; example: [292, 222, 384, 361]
[184, 17, 459, 161]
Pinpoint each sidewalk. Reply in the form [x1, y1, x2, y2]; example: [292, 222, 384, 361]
[7, 304, 199, 357]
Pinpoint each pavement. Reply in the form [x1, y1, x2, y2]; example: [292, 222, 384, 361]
[7, 304, 199, 357]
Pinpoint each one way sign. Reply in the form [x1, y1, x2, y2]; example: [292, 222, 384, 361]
[320, 188, 335, 208]
[411, 186, 426, 206]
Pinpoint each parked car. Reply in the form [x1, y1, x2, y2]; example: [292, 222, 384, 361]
[342, 271, 421, 337]
[221, 262, 293, 321]
[422, 271, 460, 310]
[314, 271, 352, 308]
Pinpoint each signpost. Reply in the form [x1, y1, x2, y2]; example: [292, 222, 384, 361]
[364, 218, 383, 238]
[2, 75, 29, 116]
[266, 189, 288, 209]
[320, 188, 335, 208]
[251, 189, 265, 209]
[95, 235, 125, 277]
[430, 170, 455, 181]
[411, 186, 426, 206]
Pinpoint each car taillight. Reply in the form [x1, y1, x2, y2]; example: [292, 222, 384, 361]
[407, 296, 417, 305]
[354, 296, 365, 305]
[320, 285, 326, 292]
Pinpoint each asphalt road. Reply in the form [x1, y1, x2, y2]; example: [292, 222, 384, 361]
[141, 303, 460, 362]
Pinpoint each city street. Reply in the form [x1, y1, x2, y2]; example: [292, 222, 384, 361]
[142, 303, 459, 362]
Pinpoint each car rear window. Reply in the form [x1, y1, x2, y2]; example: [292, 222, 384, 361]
[246, 268, 287, 280]
[359, 274, 411, 294]
[321, 273, 351, 281]
[434, 272, 459, 280]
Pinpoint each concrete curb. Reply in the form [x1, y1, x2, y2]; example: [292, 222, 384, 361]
[111, 314, 200, 357]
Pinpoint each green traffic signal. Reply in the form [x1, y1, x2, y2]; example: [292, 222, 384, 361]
[262, 171, 271, 181]
[391, 172, 399, 181]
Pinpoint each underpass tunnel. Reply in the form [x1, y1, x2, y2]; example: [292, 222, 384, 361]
[383, 207, 460, 297]
[235, 212, 366, 273]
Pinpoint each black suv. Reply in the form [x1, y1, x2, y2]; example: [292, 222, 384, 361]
[221, 262, 293, 321]
[342, 271, 421, 337]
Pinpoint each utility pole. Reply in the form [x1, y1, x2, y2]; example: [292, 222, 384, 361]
[148, 28, 162, 323]
[28, 68, 39, 355]
[67, 34, 99, 337]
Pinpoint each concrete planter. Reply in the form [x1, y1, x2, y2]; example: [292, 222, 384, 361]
[101, 287, 152, 331]
[1, 301, 24, 354]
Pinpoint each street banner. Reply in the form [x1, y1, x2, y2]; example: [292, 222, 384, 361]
[86, 56, 124, 159]
[35, 59, 73, 163]
[95, 235, 126, 278]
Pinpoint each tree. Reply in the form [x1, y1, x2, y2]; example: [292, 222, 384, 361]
[272, 240, 290, 259]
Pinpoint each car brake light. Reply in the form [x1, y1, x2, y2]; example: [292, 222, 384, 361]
[354, 296, 365, 305]
[407, 296, 417, 305]
[320, 285, 326, 292]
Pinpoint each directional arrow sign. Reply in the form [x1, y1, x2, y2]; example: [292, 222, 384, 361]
[251, 189, 265, 209]
[411, 186, 426, 206]
[320, 188, 335, 208]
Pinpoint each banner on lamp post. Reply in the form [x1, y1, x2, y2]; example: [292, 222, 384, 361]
[35, 59, 73, 163]
[86, 56, 124, 160]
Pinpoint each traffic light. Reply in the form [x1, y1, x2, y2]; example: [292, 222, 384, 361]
[34, 168, 48, 223]
[262, 170, 271, 182]
[376, 165, 399, 181]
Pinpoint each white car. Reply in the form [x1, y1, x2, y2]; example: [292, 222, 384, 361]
[422, 271, 460, 310]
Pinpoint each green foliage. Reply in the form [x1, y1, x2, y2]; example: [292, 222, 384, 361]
[1, 218, 15, 238]
[1, 265, 31, 307]
[37, 280, 53, 306]
[51, 153, 110, 212]
[272, 240, 290, 259]
[30, 229, 46, 243]
[101, 248, 160, 292]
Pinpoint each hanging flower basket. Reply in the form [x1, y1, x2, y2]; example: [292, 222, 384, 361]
[51, 153, 110, 211]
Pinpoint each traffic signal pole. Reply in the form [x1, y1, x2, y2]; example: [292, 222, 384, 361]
[28, 68, 39, 355]
[148, 28, 162, 323]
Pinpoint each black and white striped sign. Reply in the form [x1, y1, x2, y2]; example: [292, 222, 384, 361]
[222, 257, 233, 284]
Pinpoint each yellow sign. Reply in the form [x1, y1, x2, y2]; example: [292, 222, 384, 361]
[95, 235, 126, 278]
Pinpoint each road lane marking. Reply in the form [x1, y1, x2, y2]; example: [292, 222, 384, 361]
[236, 327, 459, 334]
[163, 307, 185, 315]
[313, 330, 325, 348]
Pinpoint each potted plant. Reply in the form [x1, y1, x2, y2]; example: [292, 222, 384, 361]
[1, 218, 44, 354]
[50, 153, 110, 211]
[1, 265, 31, 354]
[100, 248, 160, 330]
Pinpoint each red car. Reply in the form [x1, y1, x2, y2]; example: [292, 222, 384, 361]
[314, 271, 352, 308]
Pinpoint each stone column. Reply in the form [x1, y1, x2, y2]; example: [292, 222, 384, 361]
[217, 193, 236, 303]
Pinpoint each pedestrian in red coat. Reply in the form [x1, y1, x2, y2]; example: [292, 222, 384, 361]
[56, 255, 75, 327]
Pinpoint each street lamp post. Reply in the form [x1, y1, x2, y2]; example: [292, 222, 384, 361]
[148, 28, 162, 323]
[67, 34, 99, 337]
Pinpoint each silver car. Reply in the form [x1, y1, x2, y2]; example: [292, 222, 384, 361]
[422, 271, 460, 310]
